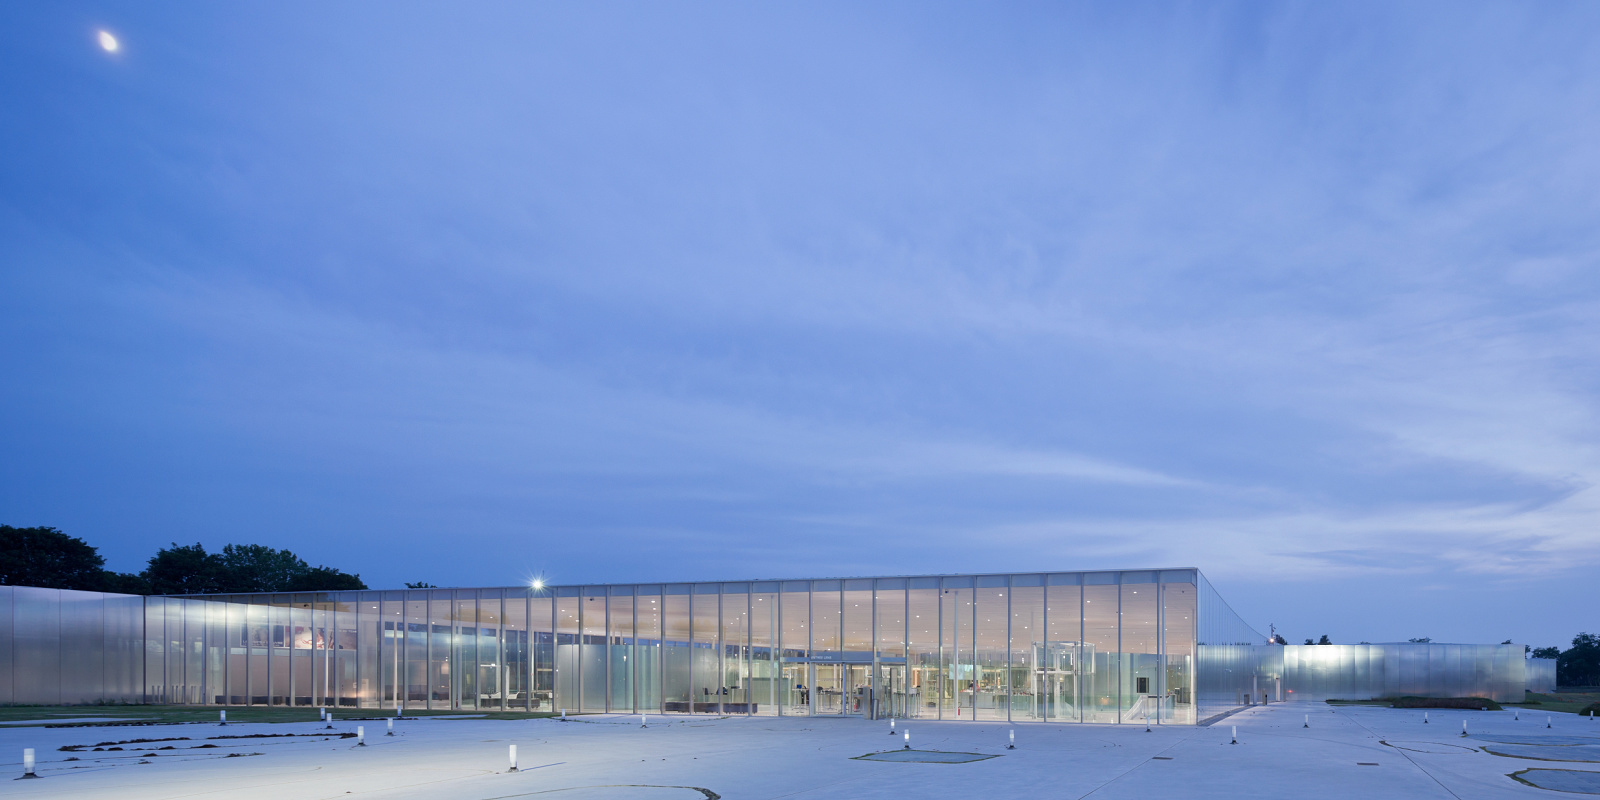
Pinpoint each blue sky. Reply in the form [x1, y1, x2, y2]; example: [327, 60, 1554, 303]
[3, 2, 1597, 648]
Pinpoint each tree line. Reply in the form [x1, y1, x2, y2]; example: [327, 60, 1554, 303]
[1532, 634, 1600, 688]
[0, 525, 366, 595]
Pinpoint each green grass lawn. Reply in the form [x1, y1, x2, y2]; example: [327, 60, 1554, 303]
[0, 705, 563, 726]
[1513, 691, 1600, 715]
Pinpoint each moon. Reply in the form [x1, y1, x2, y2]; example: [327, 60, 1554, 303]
[97, 30, 118, 53]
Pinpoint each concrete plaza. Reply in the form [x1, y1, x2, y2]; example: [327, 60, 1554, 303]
[3, 703, 1597, 798]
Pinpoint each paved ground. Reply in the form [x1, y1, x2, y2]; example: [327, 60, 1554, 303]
[2, 703, 1598, 798]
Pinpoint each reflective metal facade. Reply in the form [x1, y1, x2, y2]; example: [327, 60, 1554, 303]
[0, 586, 144, 705]
[1527, 657, 1557, 694]
[1279, 643, 1526, 703]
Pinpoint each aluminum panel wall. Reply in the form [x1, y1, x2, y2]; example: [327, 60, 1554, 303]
[59, 591, 105, 704]
[1528, 658, 1557, 693]
[0, 586, 13, 705]
[1282, 643, 1524, 703]
[12, 587, 62, 704]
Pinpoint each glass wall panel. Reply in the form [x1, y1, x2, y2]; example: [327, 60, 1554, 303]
[228, 600, 249, 705]
[1082, 576, 1119, 723]
[291, 600, 313, 706]
[270, 598, 291, 705]
[610, 590, 635, 713]
[635, 587, 662, 712]
[530, 593, 554, 711]
[973, 581, 1008, 721]
[662, 587, 691, 713]
[778, 581, 810, 715]
[691, 587, 719, 713]
[720, 589, 748, 713]
[555, 593, 580, 714]
[749, 585, 778, 716]
[940, 577, 974, 719]
[248, 599, 270, 705]
[204, 600, 225, 705]
[1044, 576, 1081, 722]
[503, 591, 528, 711]
[874, 580, 905, 719]
[478, 592, 502, 709]
[1010, 578, 1044, 722]
[455, 593, 481, 710]
[404, 593, 429, 706]
[1161, 574, 1196, 724]
[144, 597, 165, 703]
[907, 579, 938, 719]
[581, 590, 607, 712]
[357, 594, 379, 708]
[429, 592, 452, 707]
[168, 598, 186, 704]
[185, 599, 205, 705]
[1121, 575, 1159, 725]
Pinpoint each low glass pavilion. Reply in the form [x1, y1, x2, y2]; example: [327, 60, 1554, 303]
[135, 568, 1265, 725]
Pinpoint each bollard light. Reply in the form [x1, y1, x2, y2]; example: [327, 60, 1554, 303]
[1230, 725, 1237, 745]
[387, 718, 394, 736]
[1008, 729, 1015, 750]
[1145, 713, 1151, 733]
[641, 713, 648, 728]
[561, 709, 567, 721]
[396, 704, 403, 718]
[903, 730, 911, 750]
[1424, 712, 1428, 724]
[1304, 714, 1309, 729]
[1461, 720, 1468, 737]
[220, 709, 227, 726]
[21, 748, 37, 779]
[320, 707, 326, 721]
[357, 725, 367, 746]
[889, 718, 896, 735]
[508, 744, 518, 773]
[1548, 717, 1553, 728]
[1515, 710, 1519, 721]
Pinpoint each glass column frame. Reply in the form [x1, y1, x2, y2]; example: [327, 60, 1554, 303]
[972, 578, 1008, 721]
[634, 586, 662, 713]
[1009, 576, 1044, 722]
[720, 585, 749, 713]
[691, 585, 719, 713]
[609, 587, 636, 713]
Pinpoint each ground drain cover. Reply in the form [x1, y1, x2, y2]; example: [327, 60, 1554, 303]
[1510, 769, 1600, 794]
[1486, 744, 1600, 763]
[854, 750, 998, 763]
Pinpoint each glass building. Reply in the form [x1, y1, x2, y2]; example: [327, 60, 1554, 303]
[109, 568, 1265, 725]
[1, 571, 1528, 716]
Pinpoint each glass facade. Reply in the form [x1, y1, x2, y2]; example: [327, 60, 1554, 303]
[95, 570, 1234, 724]
[60, 572, 1531, 719]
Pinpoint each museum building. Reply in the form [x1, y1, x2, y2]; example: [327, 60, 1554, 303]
[0, 568, 1531, 724]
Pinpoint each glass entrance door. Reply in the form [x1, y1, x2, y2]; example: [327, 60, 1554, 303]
[813, 664, 843, 714]
[844, 665, 868, 715]
[874, 664, 906, 718]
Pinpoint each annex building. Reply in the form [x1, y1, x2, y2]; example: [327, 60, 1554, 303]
[0, 568, 1531, 724]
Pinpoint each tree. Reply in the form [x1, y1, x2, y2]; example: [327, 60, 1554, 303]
[1303, 638, 1315, 645]
[217, 544, 308, 593]
[287, 566, 367, 591]
[405, 582, 437, 589]
[142, 543, 228, 595]
[1409, 637, 1432, 643]
[1532, 646, 1560, 659]
[1557, 633, 1600, 687]
[0, 525, 108, 590]
[1270, 634, 1287, 644]
[1318, 635, 1332, 645]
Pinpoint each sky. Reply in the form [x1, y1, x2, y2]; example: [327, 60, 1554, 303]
[2, 2, 1598, 649]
